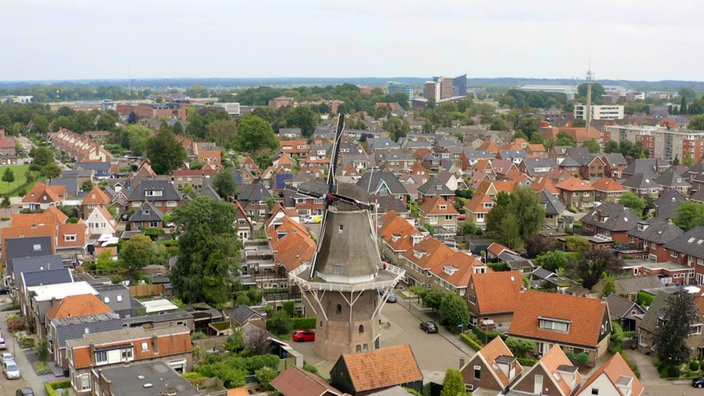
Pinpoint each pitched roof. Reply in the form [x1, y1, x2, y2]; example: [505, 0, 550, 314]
[379, 214, 422, 253]
[580, 352, 643, 396]
[82, 187, 111, 205]
[626, 217, 683, 245]
[271, 366, 343, 396]
[417, 176, 454, 196]
[45, 293, 113, 320]
[464, 194, 494, 214]
[127, 180, 182, 202]
[469, 270, 523, 314]
[591, 178, 626, 192]
[621, 173, 661, 191]
[238, 181, 272, 202]
[476, 337, 523, 388]
[541, 190, 566, 216]
[418, 196, 458, 216]
[337, 344, 422, 392]
[664, 226, 704, 259]
[57, 222, 87, 248]
[487, 242, 515, 258]
[129, 201, 165, 222]
[605, 293, 644, 320]
[555, 176, 595, 192]
[21, 268, 73, 289]
[508, 290, 609, 348]
[402, 238, 455, 270]
[538, 345, 582, 396]
[431, 251, 484, 289]
[580, 203, 640, 232]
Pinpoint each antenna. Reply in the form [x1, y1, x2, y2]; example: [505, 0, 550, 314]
[585, 65, 594, 137]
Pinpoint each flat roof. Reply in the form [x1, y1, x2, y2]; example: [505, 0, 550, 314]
[142, 299, 179, 313]
[66, 324, 190, 348]
[28, 281, 97, 302]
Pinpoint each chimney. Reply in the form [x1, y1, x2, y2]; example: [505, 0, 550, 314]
[152, 335, 159, 354]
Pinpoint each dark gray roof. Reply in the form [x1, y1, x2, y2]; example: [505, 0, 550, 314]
[601, 153, 627, 167]
[127, 180, 183, 202]
[541, 190, 566, 216]
[499, 150, 526, 160]
[357, 171, 408, 195]
[11, 254, 64, 283]
[403, 141, 433, 150]
[665, 226, 704, 259]
[50, 312, 122, 349]
[605, 293, 644, 319]
[121, 311, 193, 328]
[50, 177, 80, 196]
[230, 305, 264, 325]
[558, 156, 580, 168]
[639, 291, 673, 334]
[382, 150, 415, 162]
[655, 190, 686, 219]
[76, 161, 110, 175]
[463, 149, 495, 160]
[531, 267, 556, 280]
[21, 268, 73, 288]
[417, 176, 454, 196]
[690, 189, 704, 203]
[93, 361, 199, 396]
[655, 168, 691, 189]
[375, 195, 409, 214]
[5, 236, 53, 276]
[596, 275, 664, 297]
[367, 138, 400, 150]
[200, 185, 222, 201]
[522, 158, 557, 176]
[621, 173, 661, 191]
[655, 190, 687, 206]
[238, 181, 272, 202]
[566, 147, 590, 158]
[627, 217, 683, 245]
[623, 159, 658, 179]
[580, 203, 640, 232]
[129, 201, 164, 222]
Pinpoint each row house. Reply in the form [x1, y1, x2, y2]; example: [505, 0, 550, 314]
[579, 203, 640, 244]
[380, 151, 416, 172]
[507, 290, 612, 364]
[170, 168, 217, 190]
[66, 325, 192, 395]
[626, 218, 683, 262]
[639, 291, 704, 360]
[400, 238, 455, 287]
[49, 312, 123, 372]
[655, 167, 691, 194]
[49, 129, 114, 162]
[27, 281, 99, 338]
[279, 139, 309, 158]
[428, 251, 486, 297]
[665, 226, 704, 285]
[378, 211, 426, 267]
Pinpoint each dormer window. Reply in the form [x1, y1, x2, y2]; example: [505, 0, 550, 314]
[538, 317, 571, 332]
[439, 205, 447, 210]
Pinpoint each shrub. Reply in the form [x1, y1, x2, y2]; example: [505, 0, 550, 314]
[460, 333, 482, 351]
[700, 360, 704, 372]
[620, 353, 640, 379]
[487, 262, 508, 272]
[6, 315, 25, 332]
[36, 339, 49, 362]
[303, 361, 318, 374]
[517, 357, 537, 367]
[32, 361, 52, 375]
[255, 366, 277, 391]
[191, 331, 206, 340]
[667, 365, 681, 378]
[290, 317, 316, 330]
[637, 291, 654, 307]
[44, 380, 72, 396]
[691, 360, 700, 371]
[575, 352, 590, 367]
[564, 350, 577, 364]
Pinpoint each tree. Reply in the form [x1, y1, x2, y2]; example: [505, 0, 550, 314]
[29, 146, 55, 169]
[525, 234, 555, 258]
[535, 251, 568, 272]
[119, 235, 155, 277]
[619, 192, 647, 217]
[43, 163, 62, 180]
[505, 336, 536, 358]
[577, 82, 605, 103]
[555, 131, 576, 147]
[124, 124, 153, 156]
[171, 197, 240, 305]
[679, 87, 697, 101]
[213, 169, 238, 201]
[439, 292, 470, 327]
[2, 168, 14, 189]
[565, 236, 591, 252]
[440, 368, 467, 396]
[486, 187, 545, 249]
[689, 114, 704, 130]
[285, 106, 320, 137]
[146, 128, 187, 174]
[423, 288, 444, 311]
[604, 140, 619, 153]
[32, 115, 49, 134]
[674, 201, 704, 231]
[234, 114, 278, 154]
[583, 138, 601, 154]
[207, 119, 238, 145]
[569, 248, 623, 289]
[653, 290, 698, 367]
[602, 276, 616, 297]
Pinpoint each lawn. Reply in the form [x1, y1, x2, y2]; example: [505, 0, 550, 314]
[0, 164, 31, 195]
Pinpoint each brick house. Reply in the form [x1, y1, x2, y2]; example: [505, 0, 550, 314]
[461, 337, 523, 394]
[555, 177, 596, 210]
[664, 226, 704, 285]
[66, 325, 192, 395]
[579, 203, 640, 244]
[418, 196, 459, 232]
[626, 217, 683, 262]
[591, 178, 626, 204]
[466, 270, 523, 332]
[510, 344, 582, 396]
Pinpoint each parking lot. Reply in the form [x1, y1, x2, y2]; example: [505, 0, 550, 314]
[288, 294, 474, 382]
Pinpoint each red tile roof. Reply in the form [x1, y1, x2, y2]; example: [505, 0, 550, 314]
[339, 344, 422, 392]
[555, 176, 595, 192]
[478, 337, 523, 388]
[469, 270, 523, 314]
[591, 178, 626, 192]
[464, 194, 494, 214]
[418, 196, 458, 216]
[536, 345, 582, 396]
[430, 251, 485, 288]
[81, 187, 111, 205]
[402, 238, 455, 270]
[45, 294, 112, 320]
[508, 290, 609, 348]
[580, 352, 643, 396]
[270, 367, 343, 396]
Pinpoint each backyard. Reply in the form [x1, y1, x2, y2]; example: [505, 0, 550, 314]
[0, 164, 32, 195]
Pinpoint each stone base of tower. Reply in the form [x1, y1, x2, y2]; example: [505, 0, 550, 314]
[314, 318, 380, 361]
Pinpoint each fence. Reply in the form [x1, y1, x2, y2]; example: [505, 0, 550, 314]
[129, 284, 165, 297]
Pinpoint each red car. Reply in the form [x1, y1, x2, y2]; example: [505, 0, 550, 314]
[292, 329, 316, 342]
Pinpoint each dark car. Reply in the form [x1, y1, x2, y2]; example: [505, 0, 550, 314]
[16, 388, 35, 396]
[693, 376, 704, 388]
[292, 329, 315, 342]
[420, 321, 438, 333]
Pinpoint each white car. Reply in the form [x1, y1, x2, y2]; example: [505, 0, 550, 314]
[3, 360, 20, 379]
[1, 353, 13, 362]
[0, 338, 5, 350]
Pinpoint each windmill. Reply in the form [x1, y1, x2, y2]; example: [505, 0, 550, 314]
[289, 114, 405, 360]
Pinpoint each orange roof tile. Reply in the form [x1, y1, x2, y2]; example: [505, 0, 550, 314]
[508, 290, 609, 348]
[464, 194, 494, 214]
[339, 344, 422, 392]
[478, 337, 524, 388]
[469, 270, 523, 315]
[11, 213, 60, 228]
[379, 215, 419, 253]
[531, 177, 559, 195]
[43, 206, 69, 223]
[82, 187, 111, 205]
[57, 222, 87, 248]
[270, 367, 343, 396]
[402, 238, 455, 270]
[418, 196, 458, 216]
[431, 251, 485, 288]
[478, 141, 499, 154]
[45, 294, 112, 320]
[538, 345, 582, 396]
[591, 178, 626, 192]
[555, 176, 595, 192]
[487, 242, 514, 257]
[580, 352, 643, 396]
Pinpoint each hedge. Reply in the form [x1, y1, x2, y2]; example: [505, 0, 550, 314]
[266, 317, 317, 331]
[487, 262, 508, 272]
[518, 357, 537, 366]
[460, 333, 482, 351]
[45, 380, 72, 396]
[472, 325, 505, 343]
[637, 291, 654, 307]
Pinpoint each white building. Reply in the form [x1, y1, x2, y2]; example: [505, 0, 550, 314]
[574, 105, 624, 120]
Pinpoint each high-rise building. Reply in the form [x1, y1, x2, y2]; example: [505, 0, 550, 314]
[604, 124, 704, 163]
[452, 74, 467, 97]
[574, 105, 624, 120]
[388, 82, 413, 100]
[438, 77, 454, 100]
[424, 81, 439, 102]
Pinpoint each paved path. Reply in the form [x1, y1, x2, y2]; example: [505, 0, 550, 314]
[623, 349, 700, 395]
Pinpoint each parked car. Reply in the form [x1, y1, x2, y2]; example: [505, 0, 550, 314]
[0, 337, 6, 350]
[377, 288, 397, 303]
[1, 352, 13, 362]
[16, 388, 35, 396]
[693, 376, 704, 388]
[304, 216, 322, 224]
[3, 360, 20, 379]
[0, 286, 8, 294]
[420, 321, 438, 333]
[292, 329, 316, 342]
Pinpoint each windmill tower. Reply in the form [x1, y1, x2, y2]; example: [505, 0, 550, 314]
[289, 115, 405, 361]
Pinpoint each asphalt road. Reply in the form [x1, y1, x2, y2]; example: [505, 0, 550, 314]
[0, 296, 43, 396]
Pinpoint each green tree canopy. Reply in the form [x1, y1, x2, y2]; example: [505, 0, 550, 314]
[568, 248, 623, 289]
[689, 114, 704, 130]
[674, 201, 704, 231]
[124, 124, 153, 156]
[2, 168, 15, 187]
[207, 119, 238, 146]
[171, 197, 240, 305]
[577, 82, 605, 103]
[440, 368, 467, 396]
[213, 169, 238, 201]
[119, 234, 158, 277]
[653, 290, 697, 367]
[146, 128, 187, 174]
[285, 106, 320, 137]
[439, 292, 471, 327]
[234, 114, 278, 154]
[619, 192, 647, 217]
[486, 187, 545, 249]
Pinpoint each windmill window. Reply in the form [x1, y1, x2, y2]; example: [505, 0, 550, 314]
[339, 225, 344, 233]
[359, 325, 364, 333]
[336, 304, 342, 314]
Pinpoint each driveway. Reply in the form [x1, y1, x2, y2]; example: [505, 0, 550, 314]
[623, 349, 701, 395]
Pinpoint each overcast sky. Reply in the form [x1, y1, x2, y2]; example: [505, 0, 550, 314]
[2, 0, 701, 82]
